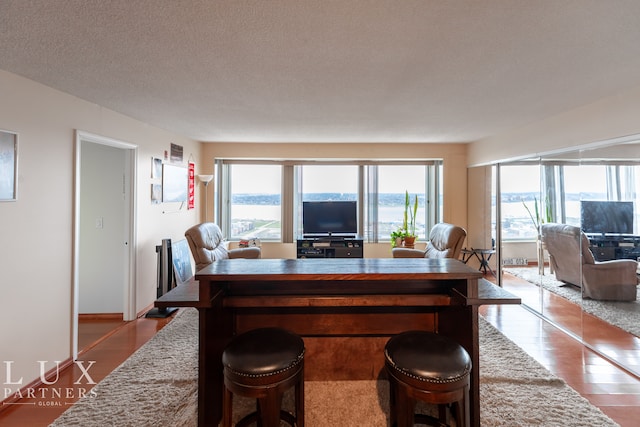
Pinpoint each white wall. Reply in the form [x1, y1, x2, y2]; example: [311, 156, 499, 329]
[0, 70, 201, 393]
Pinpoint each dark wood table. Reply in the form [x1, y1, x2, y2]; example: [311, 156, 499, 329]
[156, 257, 520, 427]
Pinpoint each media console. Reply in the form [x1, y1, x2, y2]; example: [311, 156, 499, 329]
[587, 235, 640, 262]
[296, 236, 363, 258]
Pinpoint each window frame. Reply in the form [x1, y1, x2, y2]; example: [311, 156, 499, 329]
[214, 158, 443, 243]
[499, 160, 640, 242]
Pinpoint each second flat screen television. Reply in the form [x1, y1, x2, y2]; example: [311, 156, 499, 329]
[580, 200, 634, 235]
[303, 201, 357, 236]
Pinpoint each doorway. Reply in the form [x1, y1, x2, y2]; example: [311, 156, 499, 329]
[72, 131, 137, 359]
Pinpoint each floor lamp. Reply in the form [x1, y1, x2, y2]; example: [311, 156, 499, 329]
[197, 175, 213, 222]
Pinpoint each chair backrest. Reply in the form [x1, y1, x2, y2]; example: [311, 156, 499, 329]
[424, 223, 467, 259]
[184, 222, 230, 271]
[541, 223, 595, 286]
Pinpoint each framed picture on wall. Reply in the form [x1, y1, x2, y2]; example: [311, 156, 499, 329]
[151, 183, 162, 204]
[162, 163, 188, 203]
[151, 157, 162, 179]
[0, 129, 18, 201]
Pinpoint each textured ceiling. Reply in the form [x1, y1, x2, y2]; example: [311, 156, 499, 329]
[2, 1, 640, 143]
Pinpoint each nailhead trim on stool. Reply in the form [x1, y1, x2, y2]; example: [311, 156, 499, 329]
[222, 327, 305, 427]
[385, 331, 471, 427]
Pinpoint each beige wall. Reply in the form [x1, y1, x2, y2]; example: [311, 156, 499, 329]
[202, 142, 470, 257]
[0, 70, 201, 392]
[466, 166, 493, 248]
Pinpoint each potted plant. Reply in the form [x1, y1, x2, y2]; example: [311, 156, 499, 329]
[391, 191, 419, 248]
[390, 228, 405, 248]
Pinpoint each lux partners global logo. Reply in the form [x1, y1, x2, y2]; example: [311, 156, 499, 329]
[3, 361, 98, 408]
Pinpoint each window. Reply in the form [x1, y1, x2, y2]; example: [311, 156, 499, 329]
[296, 165, 358, 237]
[563, 164, 607, 227]
[500, 161, 640, 241]
[223, 164, 282, 240]
[499, 164, 541, 239]
[215, 160, 442, 242]
[374, 165, 427, 240]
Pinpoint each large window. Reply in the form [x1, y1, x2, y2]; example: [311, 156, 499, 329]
[562, 164, 607, 227]
[296, 165, 359, 237]
[374, 165, 427, 240]
[216, 160, 442, 242]
[499, 163, 542, 240]
[226, 164, 282, 240]
[500, 161, 640, 241]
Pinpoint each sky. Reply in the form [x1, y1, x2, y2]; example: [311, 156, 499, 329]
[231, 164, 426, 194]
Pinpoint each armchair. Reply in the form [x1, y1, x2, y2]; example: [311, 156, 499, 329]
[185, 222, 261, 271]
[541, 223, 638, 301]
[392, 223, 467, 259]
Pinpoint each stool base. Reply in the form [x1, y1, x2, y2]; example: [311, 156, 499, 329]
[387, 371, 469, 427]
[222, 362, 304, 427]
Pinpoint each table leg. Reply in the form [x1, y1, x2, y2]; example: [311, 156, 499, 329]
[198, 297, 231, 426]
[482, 253, 496, 277]
[438, 305, 479, 427]
[473, 251, 496, 277]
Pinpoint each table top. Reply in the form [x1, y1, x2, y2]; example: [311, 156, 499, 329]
[461, 248, 496, 255]
[158, 259, 518, 308]
[195, 257, 483, 281]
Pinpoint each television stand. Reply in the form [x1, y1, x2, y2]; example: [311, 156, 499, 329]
[297, 236, 363, 258]
[587, 234, 640, 261]
[303, 234, 356, 239]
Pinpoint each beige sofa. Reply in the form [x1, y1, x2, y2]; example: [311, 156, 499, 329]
[541, 223, 638, 301]
[185, 222, 261, 271]
[392, 222, 467, 259]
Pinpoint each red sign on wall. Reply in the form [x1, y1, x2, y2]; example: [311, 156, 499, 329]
[188, 162, 195, 209]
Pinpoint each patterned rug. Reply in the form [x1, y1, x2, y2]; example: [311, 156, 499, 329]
[505, 267, 640, 337]
[50, 307, 618, 426]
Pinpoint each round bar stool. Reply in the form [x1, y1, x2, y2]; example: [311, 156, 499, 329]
[384, 331, 471, 427]
[222, 327, 305, 427]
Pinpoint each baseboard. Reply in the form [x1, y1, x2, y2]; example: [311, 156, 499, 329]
[137, 303, 155, 318]
[78, 313, 123, 321]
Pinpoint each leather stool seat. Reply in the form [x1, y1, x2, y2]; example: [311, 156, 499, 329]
[222, 327, 305, 427]
[385, 331, 471, 427]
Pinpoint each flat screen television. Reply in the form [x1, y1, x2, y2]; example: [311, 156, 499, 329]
[302, 201, 357, 236]
[580, 201, 634, 235]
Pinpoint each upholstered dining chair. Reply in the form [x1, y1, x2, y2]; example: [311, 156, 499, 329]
[185, 222, 261, 271]
[392, 222, 467, 259]
[541, 223, 638, 301]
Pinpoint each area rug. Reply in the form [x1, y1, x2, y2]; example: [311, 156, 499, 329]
[505, 267, 640, 338]
[50, 307, 618, 427]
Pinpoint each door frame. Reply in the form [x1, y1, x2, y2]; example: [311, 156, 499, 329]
[72, 130, 138, 359]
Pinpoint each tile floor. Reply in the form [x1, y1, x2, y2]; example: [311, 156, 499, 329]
[482, 271, 640, 426]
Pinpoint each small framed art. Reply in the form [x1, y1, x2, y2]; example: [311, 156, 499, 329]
[0, 130, 18, 201]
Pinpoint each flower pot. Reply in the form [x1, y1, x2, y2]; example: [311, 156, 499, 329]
[403, 236, 416, 249]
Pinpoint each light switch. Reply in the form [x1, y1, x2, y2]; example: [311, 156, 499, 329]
[95, 217, 103, 229]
